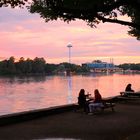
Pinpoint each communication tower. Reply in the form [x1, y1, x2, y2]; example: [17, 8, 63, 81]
[67, 43, 72, 63]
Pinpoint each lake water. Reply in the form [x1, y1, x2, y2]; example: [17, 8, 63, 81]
[0, 73, 140, 115]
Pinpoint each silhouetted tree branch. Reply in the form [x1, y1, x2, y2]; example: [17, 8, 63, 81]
[1, 0, 140, 39]
[29, 0, 140, 40]
[0, 0, 28, 8]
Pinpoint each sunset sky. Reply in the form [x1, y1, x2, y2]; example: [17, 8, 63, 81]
[0, 7, 140, 65]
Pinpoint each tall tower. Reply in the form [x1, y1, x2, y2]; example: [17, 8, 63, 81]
[67, 43, 72, 64]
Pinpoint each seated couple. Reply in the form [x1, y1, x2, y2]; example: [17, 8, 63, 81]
[78, 89, 104, 114]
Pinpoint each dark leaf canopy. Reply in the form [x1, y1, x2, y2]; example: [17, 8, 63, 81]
[0, 0, 28, 8]
[1, 0, 140, 39]
[29, 0, 140, 40]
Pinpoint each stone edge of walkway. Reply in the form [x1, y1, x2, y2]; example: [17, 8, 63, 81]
[0, 104, 78, 126]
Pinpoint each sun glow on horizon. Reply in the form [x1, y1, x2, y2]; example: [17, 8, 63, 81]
[0, 7, 140, 65]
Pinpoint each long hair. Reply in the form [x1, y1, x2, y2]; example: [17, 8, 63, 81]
[79, 89, 85, 97]
[94, 89, 102, 102]
[78, 89, 86, 106]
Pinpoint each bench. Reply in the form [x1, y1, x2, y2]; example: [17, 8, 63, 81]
[117, 96, 140, 101]
[120, 91, 140, 98]
[120, 91, 140, 97]
[101, 102, 115, 112]
[88, 97, 116, 113]
[75, 96, 116, 114]
[117, 92, 140, 103]
[101, 97, 116, 112]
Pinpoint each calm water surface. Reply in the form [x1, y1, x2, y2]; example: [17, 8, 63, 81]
[0, 73, 140, 115]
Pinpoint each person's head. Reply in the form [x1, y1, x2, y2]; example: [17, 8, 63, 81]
[127, 84, 131, 87]
[79, 89, 85, 96]
[94, 89, 100, 96]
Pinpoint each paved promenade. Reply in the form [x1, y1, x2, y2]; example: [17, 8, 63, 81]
[0, 100, 140, 140]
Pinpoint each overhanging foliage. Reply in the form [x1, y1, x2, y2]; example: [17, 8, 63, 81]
[29, 0, 140, 40]
[0, 0, 28, 7]
[0, 0, 140, 40]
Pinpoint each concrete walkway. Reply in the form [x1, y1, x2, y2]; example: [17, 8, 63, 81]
[1, 101, 140, 140]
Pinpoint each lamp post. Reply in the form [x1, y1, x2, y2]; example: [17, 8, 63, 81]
[67, 43, 72, 64]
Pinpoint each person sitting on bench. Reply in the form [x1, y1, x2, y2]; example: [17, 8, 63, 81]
[88, 89, 104, 114]
[125, 83, 135, 92]
[120, 83, 135, 96]
[78, 89, 90, 113]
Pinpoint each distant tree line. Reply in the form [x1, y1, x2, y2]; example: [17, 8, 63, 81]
[0, 56, 89, 75]
[117, 63, 140, 70]
[1, 56, 140, 75]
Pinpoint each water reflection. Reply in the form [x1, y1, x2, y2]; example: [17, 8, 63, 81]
[0, 74, 140, 115]
[67, 76, 72, 103]
[0, 75, 46, 84]
[82, 72, 113, 77]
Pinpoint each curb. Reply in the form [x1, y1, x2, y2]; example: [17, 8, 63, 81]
[0, 104, 77, 126]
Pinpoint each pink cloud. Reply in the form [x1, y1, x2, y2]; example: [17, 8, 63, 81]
[0, 7, 140, 64]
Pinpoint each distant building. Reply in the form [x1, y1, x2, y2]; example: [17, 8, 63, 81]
[82, 60, 123, 73]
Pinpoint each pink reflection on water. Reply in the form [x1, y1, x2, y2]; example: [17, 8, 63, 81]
[0, 74, 139, 115]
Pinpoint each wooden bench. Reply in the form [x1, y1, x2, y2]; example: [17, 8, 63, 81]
[101, 97, 116, 112]
[117, 92, 140, 103]
[75, 96, 116, 113]
[117, 96, 140, 101]
[101, 102, 115, 112]
[120, 91, 140, 98]
[120, 92, 140, 98]
[88, 97, 116, 113]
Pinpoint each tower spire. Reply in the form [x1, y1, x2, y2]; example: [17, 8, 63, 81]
[67, 43, 72, 64]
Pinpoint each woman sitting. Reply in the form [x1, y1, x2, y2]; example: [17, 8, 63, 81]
[78, 89, 90, 113]
[125, 83, 135, 92]
[88, 89, 104, 114]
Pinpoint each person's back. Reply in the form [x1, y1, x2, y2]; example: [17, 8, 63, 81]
[78, 94, 86, 107]
[94, 89, 102, 103]
[78, 89, 86, 107]
[125, 84, 134, 92]
[78, 89, 89, 113]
